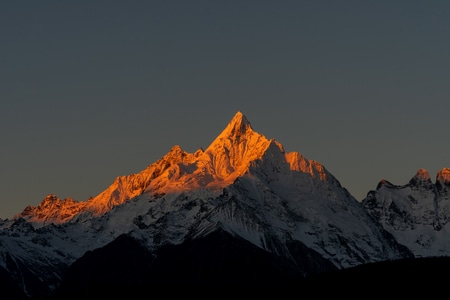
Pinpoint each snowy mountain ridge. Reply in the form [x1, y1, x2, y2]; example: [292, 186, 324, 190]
[13, 111, 328, 227]
[362, 167, 450, 257]
[0, 111, 447, 298]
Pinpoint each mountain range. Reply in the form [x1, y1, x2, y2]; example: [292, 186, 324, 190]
[0, 111, 448, 299]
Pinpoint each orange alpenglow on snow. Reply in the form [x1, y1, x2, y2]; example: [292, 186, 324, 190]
[16, 111, 330, 226]
[437, 168, 450, 185]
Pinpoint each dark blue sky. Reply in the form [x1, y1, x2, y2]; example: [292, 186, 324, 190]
[1, 1, 450, 219]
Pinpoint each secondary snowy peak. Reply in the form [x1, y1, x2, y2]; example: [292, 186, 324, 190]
[79, 144, 205, 217]
[285, 151, 329, 181]
[376, 179, 395, 189]
[16, 194, 86, 226]
[409, 168, 433, 189]
[157, 144, 203, 166]
[437, 168, 450, 188]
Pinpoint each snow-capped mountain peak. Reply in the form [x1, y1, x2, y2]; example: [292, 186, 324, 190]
[2, 111, 434, 299]
[219, 110, 251, 137]
[201, 111, 272, 181]
[14, 111, 274, 225]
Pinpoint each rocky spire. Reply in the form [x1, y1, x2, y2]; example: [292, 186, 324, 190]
[437, 168, 450, 186]
[214, 110, 253, 141]
[436, 167, 450, 193]
[409, 168, 434, 189]
[203, 111, 271, 177]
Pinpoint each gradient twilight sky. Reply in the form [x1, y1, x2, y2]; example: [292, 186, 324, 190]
[1, 1, 450, 219]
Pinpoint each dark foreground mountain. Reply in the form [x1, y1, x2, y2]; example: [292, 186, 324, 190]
[46, 236, 449, 299]
[50, 231, 319, 299]
[47, 234, 450, 299]
[0, 111, 447, 299]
